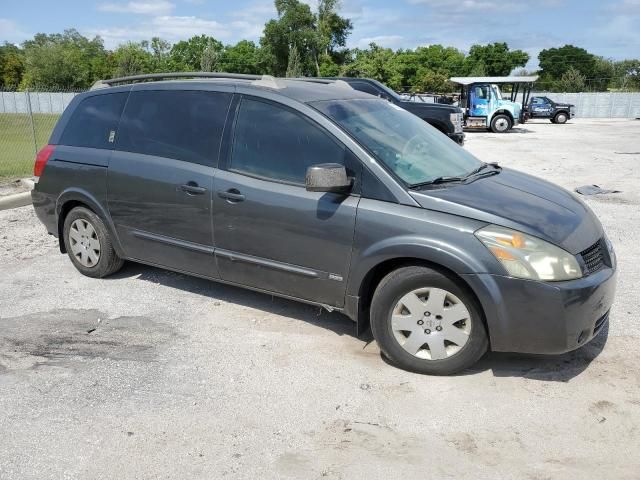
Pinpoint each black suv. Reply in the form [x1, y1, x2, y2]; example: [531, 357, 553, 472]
[526, 96, 575, 124]
[32, 73, 615, 375]
[324, 77, 465, 145]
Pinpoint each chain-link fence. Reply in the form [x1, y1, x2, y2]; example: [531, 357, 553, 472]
[0, 88, 82, 181]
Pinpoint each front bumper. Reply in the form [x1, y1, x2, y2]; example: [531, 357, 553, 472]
[463, 266, 617, 354]
[449, 132, 465, 146]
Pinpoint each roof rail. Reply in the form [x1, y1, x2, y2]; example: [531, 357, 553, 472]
[90, 72, 280, 90]
[290, 77, 353, 90]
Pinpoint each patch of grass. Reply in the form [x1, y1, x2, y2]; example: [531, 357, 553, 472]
[0, 113, 60, 181]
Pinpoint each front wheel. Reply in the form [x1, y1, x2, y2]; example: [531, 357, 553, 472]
[553, 112, 568, 124]
[370, 266, 488, 375]
[490, 114, 512, 133]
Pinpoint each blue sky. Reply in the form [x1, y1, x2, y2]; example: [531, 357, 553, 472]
[1, 0, 638, 68]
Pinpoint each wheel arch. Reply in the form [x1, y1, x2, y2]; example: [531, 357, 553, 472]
[491, 109, 514, 122]
[56, 188, 124, 256]
[350, 252, 490, 340]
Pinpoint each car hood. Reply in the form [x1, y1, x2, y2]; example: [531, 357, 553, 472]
[400, 101, 460, 114]
[555, 103, 574, 108]
[409, 168, 602, 254]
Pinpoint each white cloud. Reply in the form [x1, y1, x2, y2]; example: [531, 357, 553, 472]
[87, 15, 237, 48]
[98, 1, 175, 15]
[356, 35, 405, 49]
[0, 18, 30, 43]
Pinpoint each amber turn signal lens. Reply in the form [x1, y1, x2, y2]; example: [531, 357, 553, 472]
[489, 246, 517, 261]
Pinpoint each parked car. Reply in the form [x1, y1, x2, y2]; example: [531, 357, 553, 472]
[526, 96, 575, 124]
[32, 73, 616, 375]
[322, 77, 465, 145]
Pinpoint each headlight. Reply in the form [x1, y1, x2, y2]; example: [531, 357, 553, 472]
[450, 112, 463, 132]
[475, 225, 582, 281]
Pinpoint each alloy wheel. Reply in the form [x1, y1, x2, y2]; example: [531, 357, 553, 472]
[391, 287, 472, 360]
[69, 218, 101, 268]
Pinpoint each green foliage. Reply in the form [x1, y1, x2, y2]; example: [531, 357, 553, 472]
[218, 40, 262, 74]
[112, 42, 153, 78]
[286, 44, 303, 77]
[555, 66, 586, 92]
[465, 42, 529, 76]
[261, 0, 351, 77]
[170, 35, 222, 71]
[538, 44, 595, 90]
[0, 43, 25, 89]
[21, 29, 108, 89]
[341, 44, 403, 89]
[413, 70, 452, 93]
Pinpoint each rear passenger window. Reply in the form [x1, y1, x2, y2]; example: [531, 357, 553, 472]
[60, 93, 128, 149]
[116, 90, 232, 166]
[230, 98, 345, 184]
[351, 82, 380, 97]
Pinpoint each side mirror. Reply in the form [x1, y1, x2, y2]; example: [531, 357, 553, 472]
[305, 163, 352, 193]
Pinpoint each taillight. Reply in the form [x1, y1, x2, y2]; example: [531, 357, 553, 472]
[34, 144, 55, 177]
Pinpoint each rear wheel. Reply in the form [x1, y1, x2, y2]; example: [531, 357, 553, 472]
[63, 206, 124, 278]
[490, 114, 512, 133]
[370, 266, 488, 375]
[553, 112, 568, 124]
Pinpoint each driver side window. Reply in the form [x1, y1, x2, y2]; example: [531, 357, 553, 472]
[230, 98, 358, 187]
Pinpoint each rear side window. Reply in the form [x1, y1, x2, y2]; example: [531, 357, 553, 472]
[60, 93, 128, 149]
[350, 82, 380, 97]
[230, 98, 345, 184]
[116, 90, 232, 166]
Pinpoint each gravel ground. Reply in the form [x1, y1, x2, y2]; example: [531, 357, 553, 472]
[1, 118, 639, 479]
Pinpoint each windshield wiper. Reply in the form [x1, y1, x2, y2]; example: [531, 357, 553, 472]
[409, 176, 464, 189]
[462, 162, 501, 183]
[409, 163, 501, 190]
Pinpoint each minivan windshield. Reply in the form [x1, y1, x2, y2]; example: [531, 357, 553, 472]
[312, 98, 482, 186]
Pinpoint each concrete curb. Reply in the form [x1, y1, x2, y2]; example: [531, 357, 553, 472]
[0, 178, 35, 212]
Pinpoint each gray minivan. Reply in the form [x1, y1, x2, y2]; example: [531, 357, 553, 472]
[32, 73, 616, 375]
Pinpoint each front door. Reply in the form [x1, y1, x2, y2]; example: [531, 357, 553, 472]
[212, 97, 360, 307]
[108, 88, 232, 278]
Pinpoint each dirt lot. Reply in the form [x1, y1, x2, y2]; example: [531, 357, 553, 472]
[1, 118, 639, 479]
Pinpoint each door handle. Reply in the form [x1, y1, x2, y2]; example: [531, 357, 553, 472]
[180, 182, 207, 195]
[217, 189, 245, 202]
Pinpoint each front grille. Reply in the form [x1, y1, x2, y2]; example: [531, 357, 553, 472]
[580, 240, 605, 275]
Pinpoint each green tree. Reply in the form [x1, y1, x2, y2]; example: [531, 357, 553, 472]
[314, 0, 352, 75]
[21, 29, 109, 89]
[201, 39, 221, 72]
[0, 42, 25, 88]
[150, 37, 171, 72]
[261, 0, 316, 76]
[413, 70, 452, 93]
[555, 66, 586, 92]
[286, 44, 303, 77]
[219, 40, 262, 74]
[341, 44, 403, 89]
[538, 45, 596, 89]
[170, 35, 223, 71]
[611, 59, 640, 91]
[261, 0, 351, 76]
[112, 42, 153, 78]
[465, 42, 529, 76]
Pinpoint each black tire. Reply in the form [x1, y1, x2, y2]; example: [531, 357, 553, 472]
[63, 206, 124, 278]
[490, 114, 512, 133]
[553, 112, 568, 124]
[370, 266, 488, 375]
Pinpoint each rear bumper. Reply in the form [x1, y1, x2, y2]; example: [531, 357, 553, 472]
[463, 266, 617, 354]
